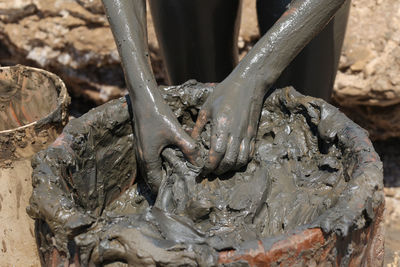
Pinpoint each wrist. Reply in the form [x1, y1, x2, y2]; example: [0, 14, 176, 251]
[130, 94, 172, 118]
[225, 75, 267, 100]
[128, 83, 164, 108]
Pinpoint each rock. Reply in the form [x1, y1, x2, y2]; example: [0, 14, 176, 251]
[333, 0, 400, 106]
[332, 0, 400, 140]
[0, 0, 163, 106]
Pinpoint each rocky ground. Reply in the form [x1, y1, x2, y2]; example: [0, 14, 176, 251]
[0, 0, 399, 265]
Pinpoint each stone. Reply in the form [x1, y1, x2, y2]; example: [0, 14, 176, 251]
[0, 0, 162, 106]
[333, 1, 400, 103]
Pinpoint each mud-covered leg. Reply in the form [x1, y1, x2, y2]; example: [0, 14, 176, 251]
[149, 0, 242, 84]
[257, 0, 351, 100]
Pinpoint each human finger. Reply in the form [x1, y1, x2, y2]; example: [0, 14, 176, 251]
[191, 109, 209, 140]
[215, 135, 240, 175]
[236, 138, 250, 169]
[174, 128, 203, 167]
[205, 123, 228, 171]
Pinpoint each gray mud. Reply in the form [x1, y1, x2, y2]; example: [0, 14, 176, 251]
[28, 82, 383, 266]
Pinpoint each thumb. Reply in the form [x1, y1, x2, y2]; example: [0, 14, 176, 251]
[143, 154, 165, 195]
[174, 128, 204, 167]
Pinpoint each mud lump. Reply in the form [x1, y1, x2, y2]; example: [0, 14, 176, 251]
[28, 83, 383, 266]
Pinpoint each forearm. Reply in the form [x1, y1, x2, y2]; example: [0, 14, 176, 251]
[102, 0, 161, 111]
[230, 0, 346, 95]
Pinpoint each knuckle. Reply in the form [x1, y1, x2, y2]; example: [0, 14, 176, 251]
[214, 141, 226, 153]
[213, 133, 228, 152]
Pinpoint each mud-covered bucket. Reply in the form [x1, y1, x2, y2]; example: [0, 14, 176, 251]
[0, 65, 69, 266]
[28, 81, 384, 266]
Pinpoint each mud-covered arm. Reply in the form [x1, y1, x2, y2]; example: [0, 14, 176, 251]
[193, 0, 347, 174]
[102, 0, 200, 193]
[232, 0, 346, 93]
[102, 0, 156, 103]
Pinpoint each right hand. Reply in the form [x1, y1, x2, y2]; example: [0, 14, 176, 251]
[132, 100, 202, 194]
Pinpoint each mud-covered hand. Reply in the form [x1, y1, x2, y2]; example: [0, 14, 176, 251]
[133, 101, 201, 193]
[192, 80, 263, 174]
[102, 0, 201, 194]
[188, 0, 350, 175]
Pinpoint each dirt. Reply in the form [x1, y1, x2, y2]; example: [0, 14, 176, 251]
[0, 160, 39, 267]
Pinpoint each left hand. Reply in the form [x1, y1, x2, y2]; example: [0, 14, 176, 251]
[192, 80, 263, 174]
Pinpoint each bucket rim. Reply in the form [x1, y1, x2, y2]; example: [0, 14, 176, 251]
[0, 65, 69, 135]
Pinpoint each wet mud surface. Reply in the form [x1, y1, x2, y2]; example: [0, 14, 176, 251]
[28, 83, 383, 266]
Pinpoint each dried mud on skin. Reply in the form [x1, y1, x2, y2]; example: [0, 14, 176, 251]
[28, 84, 383, 266]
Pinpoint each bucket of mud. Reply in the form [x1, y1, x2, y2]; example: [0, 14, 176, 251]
[0, 65, 69, 266]
[28, 81, 384, 266]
